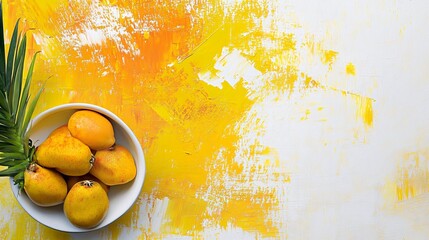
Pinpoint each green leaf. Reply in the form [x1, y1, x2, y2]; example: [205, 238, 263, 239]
[0, 151, 26, 160]
[0, 137, 21, 146]
[13, 170, 24, 182]
[0, 91, 8, 110]
[23, 84, 43, 137]
[11, 54, 23, 120]
[17, 51, 39, 136]
[10, 34, 26, 119]
[6, 19, 20, 92]
[0, 3, 5, 91]
[0, 5, 43, 189]
[0, 158, 25, 167]
[0, 127, 15, 136]
[0, 119, 14, 128]
[0, 137, 21, 148]
[13, 171, 25, 190]
[0, 160, 28, 176]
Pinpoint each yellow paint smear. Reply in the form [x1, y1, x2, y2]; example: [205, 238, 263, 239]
[392, 150, 429, 201]
[143, 79, 275, 235]
[301, 72, 374, 128]
[346, 62, 356, 75]
[220, 193, 279, 237]
[322, 50, 338, 69]
[354, 95, 374, 127]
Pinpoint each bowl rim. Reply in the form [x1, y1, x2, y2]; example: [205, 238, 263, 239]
[10, 102, 146, 233]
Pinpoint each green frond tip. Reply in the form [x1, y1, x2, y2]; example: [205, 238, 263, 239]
[0, 160, 28, 176]
[13, 171, 24, 190]
[0, 2, 44, 190]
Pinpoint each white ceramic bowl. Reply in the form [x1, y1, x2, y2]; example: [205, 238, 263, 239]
[10, 103, 145, 232]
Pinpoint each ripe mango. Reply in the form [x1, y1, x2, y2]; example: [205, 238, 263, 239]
[68, 110, 115, 150]
[35, 125, 94, 176]
[90, 145, 136, 186]
[64, 180, 109, 228]
[24, 164, 67, 207]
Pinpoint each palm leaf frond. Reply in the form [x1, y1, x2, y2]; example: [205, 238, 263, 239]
[0, 3, 5, 91]
[6, 19, 20, 94]
[0, 2, 44, 189]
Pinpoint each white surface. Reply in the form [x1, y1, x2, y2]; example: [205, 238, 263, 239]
[10, 103, 146, 233]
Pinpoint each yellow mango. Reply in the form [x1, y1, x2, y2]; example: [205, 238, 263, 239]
[64, 180, 109, 228]
[35, 125, 94, 176]
[90, 145, 136, 186]
[68, 110, 115, 150]
[24, 164, 67, 207]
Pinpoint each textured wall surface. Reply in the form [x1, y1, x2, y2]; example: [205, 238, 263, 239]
[1, 0, 429, 239]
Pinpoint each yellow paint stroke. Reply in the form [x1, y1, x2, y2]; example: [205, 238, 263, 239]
[346, 62, 356, 75]
[302, 38, 373, 128]
[301, 73, 374, 127]
[300, 109, 311, 121]
[354, 95, 373, 127]
[322, 50, 338, 69]
[391, 150, 429, 201]
[303, 74, 320, 89]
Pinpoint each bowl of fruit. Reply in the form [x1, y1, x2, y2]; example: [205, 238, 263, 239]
[0, 8, 144, 232]
[9, 103, 146, 232]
